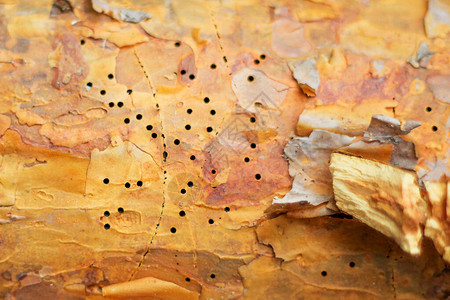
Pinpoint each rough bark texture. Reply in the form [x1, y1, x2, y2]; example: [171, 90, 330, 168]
[0, 0, 449, 299]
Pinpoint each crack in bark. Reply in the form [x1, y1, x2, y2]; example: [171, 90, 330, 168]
[83, 156, 90, 196]
[132, 142, 162, 169]
[209, 8, 231, 75]
[129, 47, 168, 281]
[387, 246, 397, 300]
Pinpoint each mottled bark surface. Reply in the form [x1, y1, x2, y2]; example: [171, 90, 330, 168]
[0, 0, 449, 299]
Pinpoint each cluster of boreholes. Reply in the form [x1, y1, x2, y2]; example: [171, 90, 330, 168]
[103, 178, 143, 189]
[83, 40, 265, 279]
[174, 41, 196, 81]
[101, 179, 143, 230]
[169, 122, 262, 234]
[85, 73, 132, 96]
[185, 98, 261, 181]
[87, 56, 267, 157]
[103, 207, 125, 230]
[93, 55, 264, 234]
[173, 207, 232, 282]
[247, 54, 267, 83]
[320, 261, 356, 277]
[177, 44, 266, 83]
[175, 252, 216, 281]
[93, 52, 279, 281]
[169, 182, 232, 234]
[82, 46, 372, 279]
[425, 106, 439, 132]
[168, 94, 262, 235]
[87, 75, 162, 139]
[173, 53, 272, 282]
[390, 97, 438, 133]
[169, 209, 230, 233]
[184, 274, 216, 283]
